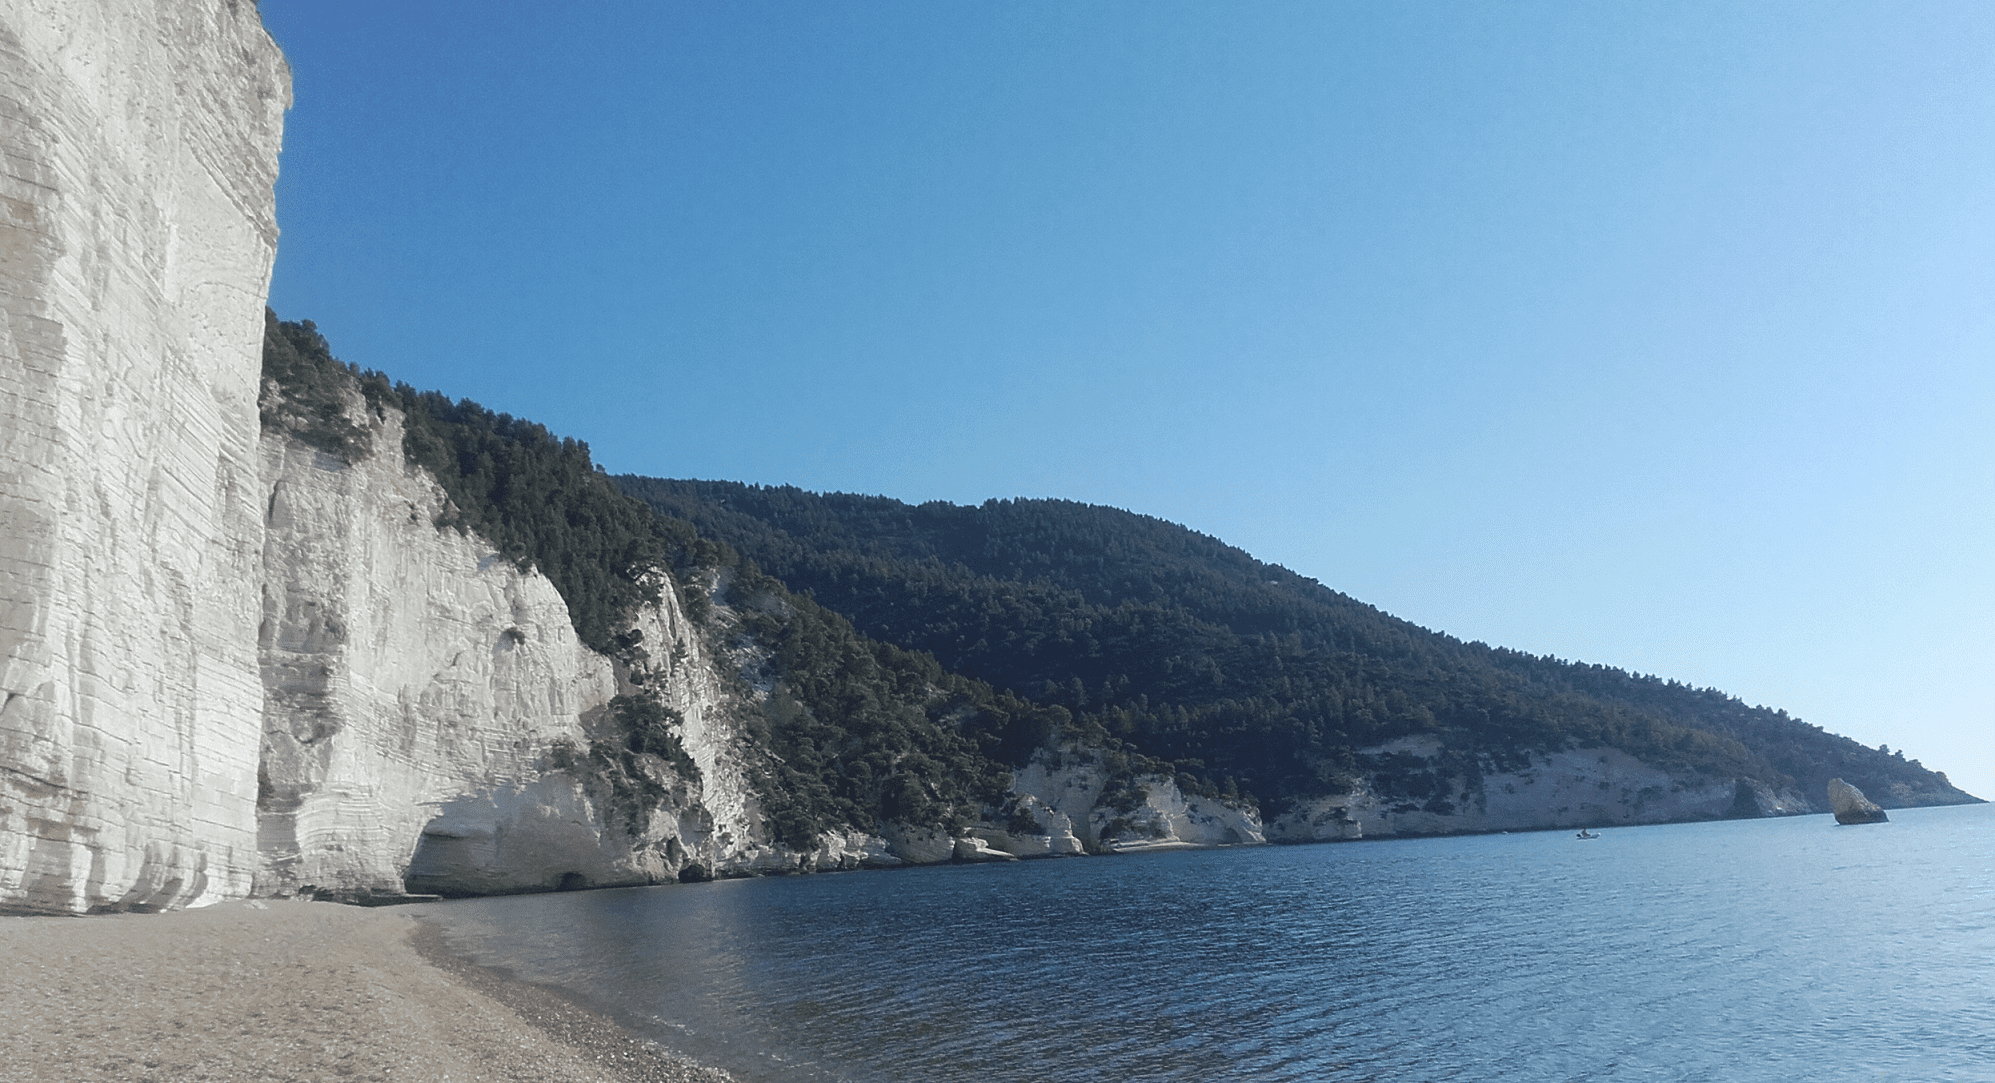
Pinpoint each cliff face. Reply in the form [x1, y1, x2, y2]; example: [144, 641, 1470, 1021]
[0, 1, 288, 913]
[0, 0, 757, 913]
[1265, 737, 1809, 842]
[996, 751, 1263, 855]
[983, 737, 1805, 854]
[256, 397, 776, 898]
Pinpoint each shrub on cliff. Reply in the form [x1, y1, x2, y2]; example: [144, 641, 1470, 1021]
[260, 310, 378, 461]
[613, 689, 699, 782]
[263, 311, 719, 656]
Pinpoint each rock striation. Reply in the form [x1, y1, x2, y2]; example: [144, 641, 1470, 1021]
[255, 393, 762, 898]
[1, 1, 289, 913]
[1827, 777, 1888, 825]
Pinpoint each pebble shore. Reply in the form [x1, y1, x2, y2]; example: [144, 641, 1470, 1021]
[0, 898, 737, 1083]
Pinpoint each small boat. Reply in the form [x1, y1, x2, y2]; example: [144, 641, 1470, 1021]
[1575, 829, 1599, 839]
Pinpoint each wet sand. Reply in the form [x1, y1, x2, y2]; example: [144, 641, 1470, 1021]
[0, 898, 736, 1083]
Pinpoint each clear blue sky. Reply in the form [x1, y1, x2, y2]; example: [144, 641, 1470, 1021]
[261, 1, 1994, 801]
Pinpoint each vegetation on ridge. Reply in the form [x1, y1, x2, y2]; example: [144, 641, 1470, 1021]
[613, 478, 1979, 812]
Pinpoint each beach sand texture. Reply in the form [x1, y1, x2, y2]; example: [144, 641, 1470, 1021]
[0, 899, 735, 1083]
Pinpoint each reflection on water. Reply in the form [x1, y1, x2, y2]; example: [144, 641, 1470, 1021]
[422, 805, 1995, 1083]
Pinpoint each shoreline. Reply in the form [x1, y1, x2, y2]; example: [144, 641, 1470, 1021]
[0, 897, 736, 1083]
[405, 912, 736, 1082]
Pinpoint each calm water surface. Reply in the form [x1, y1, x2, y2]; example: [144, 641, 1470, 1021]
[421, 805, 1994, 1082]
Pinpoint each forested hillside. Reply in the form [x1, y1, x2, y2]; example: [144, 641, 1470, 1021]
[614, 479, 1979, 812]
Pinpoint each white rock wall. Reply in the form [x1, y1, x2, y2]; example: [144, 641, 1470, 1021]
[1011, 750, 1110, 851]
[652, 568, 766, 874]
[1000, 749, 1260, 854]
[997, 737, 1808, 853]
[0, 1, 287, 913]
[1093, 776, 1265, 851]
[257, 402, 772, 896]
[1267, 736, 1808, 841]
[257, 405, 606, 894]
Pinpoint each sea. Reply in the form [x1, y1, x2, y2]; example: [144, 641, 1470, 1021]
[418, 804, 1994, 1083]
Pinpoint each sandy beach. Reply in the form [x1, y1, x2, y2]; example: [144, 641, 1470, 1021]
[0, 899, 736, 1083]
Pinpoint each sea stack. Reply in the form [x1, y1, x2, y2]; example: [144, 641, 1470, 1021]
[1827, 778, 1889, 825]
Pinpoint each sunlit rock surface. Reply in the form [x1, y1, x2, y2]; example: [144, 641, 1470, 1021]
[1001, 749, 1262, 853]
[1827, 777, 1888, 825]
[0, 1, 287, 913]
[970, 793, 1087, 857]
[257, 399, 770, 897]
[1093, 775, 1264, 851]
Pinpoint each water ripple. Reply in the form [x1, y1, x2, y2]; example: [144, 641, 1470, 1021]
[424, 805, 1995, 1083]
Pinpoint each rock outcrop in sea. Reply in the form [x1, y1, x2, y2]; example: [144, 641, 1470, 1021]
[1827, 778, 1889, 825]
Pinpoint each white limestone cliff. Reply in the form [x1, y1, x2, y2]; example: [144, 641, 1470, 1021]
[1095, 777, 1265, 852]
[255, 416, 1080, 895]
[985, 737, 1812, 853]
[0, 0, 288, 913]
[1267, 736, 1809, 841]
[1008, 749, 1109, 852]
[0, 0, 826, 913]
[991, 748, 1261, 854]
[255, 396, 765, 897]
